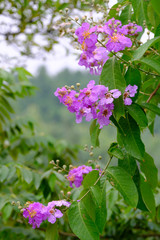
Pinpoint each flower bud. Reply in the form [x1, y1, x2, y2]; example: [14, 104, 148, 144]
[63, 165, 67, 169]
[76, 82, 80, 87]
[75, 16, 79, 21]
[88, 160, 92, 163]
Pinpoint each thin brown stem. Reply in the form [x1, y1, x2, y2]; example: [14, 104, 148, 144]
[147, 83, 160, 103]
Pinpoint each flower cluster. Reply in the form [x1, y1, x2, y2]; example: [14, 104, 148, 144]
[55, 81, 138, 129]
[75, 18, 142, 75]
[67, 165, 93, 188]
[23, 200, 70, 229]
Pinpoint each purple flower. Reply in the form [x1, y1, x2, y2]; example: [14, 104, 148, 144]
[48, 200, 71, 208]
[67, 165, 93, 188]
[99, 89, 121, 105]
[103, 18, 122, 36]
[106, 33, 132, 52]
[123, 85, 138, 105]
[78, 47, 109, 75]
[96, 103, 114, 129]
[23, 202, 47, 229]
[22, 200, 71, 228]
[75, 22, 97, 51]
[120, 23, 143, 36]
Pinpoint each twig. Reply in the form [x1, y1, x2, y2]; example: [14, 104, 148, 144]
[147, 83, 160, 103]
[59, 230, 77, 237]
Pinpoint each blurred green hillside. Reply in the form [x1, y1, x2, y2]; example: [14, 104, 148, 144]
[15, 67, 160, 168]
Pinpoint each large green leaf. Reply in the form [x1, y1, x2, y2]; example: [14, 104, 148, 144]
[68, 201, 100, 240]
[140, 175, 156, 216]
[135, 58, 160, 75]
[132, 36, 160, 61]
[89, 120, 101, 147]
[106, 166, 138, 207]
[125, 67, 141, 88]
[125, 104, 148, 128]
[100, 57, 126, 92]
[45, 223, 58, 240]
[83, 170, 99, 189]
[133, 167, 149, 211]
[113, 96, 125, 121]
[20, 168, 33, 184]
[130, 0, 147, 30]
[118, 114, 145, 160]
[120, 4, 132, 24]
[140, 152, 158, 189]
[0, 166, 9, 182]
[151, 0, 160, 17]
[118, 154, 137, 176]
[140, 103, 160, 116]
[90, 183, 107, 234]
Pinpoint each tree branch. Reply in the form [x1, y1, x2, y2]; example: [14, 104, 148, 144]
[147, 83, 160, 103]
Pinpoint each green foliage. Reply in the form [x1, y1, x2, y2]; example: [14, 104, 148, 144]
[106, 166, 138, 207]
[68, 201, 100, 240]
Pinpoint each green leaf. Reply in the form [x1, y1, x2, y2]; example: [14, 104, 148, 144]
[45, 223, 58, 240]
[133, 167, 149, 211]
[135, 58, 160, 75]
[130, 0, 147, 30]
[2, 203, 12, 221]
[125, 104, 148, 128]
[118, 154, 137, 176]
[0, 106, 11, 120]
[89, 120, 101, 147]
[0, 166, 9, 182]
[113, 96, 125, 121]
[120, 4, 132, 24]
[140, 152, 158, 189]
[48, 173, 56, 191]
[106, 166, 138, 207]
[83, 170, 99, 189]
[68, 201, 100, 240]
[140, 175, 156, 216]
[132, 36, 160, 60]
[151, 0, 160, 17]
[90, 183, 107, 234]
[20, 168, 33, 184]
[108, 146, 124, 160]
[118, 114, 145, 160]
[100, 57, 126, 92]
[34, 172, 41, 190]
[140, 103, 160, 116]
[106, 188, 118, 220]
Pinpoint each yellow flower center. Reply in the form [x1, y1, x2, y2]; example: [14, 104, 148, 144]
[28, 209, 37, 218]
[82, 30, 90, 39]
[64, 96, 73, 106]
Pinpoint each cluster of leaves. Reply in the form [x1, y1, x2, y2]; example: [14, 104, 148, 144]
[0, 67, 79, 240]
